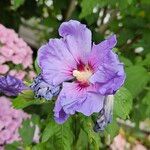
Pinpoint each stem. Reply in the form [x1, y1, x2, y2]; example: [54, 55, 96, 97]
[120, 34, 142, 50]
[98, 10, 118, 34]
[117, 118, 150, 134]
[100, 7, 107, 25]
[64, 0, 76, 20]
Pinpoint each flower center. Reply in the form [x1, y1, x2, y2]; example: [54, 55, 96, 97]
[73, 65, 93, 83]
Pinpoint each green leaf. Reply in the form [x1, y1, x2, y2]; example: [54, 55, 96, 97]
[80, 116, 101, 150]
[142, 53, 150, 66]
[105, 119, 119, 138]
[19, 119, 35, 146]
[42, 119, 58, 143]
[42, 118, 73, 150]
[12, 90, 44, 109]
[52, 119, 73, 150]
[32, 143, 46, 150]
[104, 87, 132, 138]
[75, 129, 88, 150]
[5, 142, 20, 150]
[11, 0, 25, 10]
[31, 114, 41, 125]
[119, 56, 133, 67]
[114, 87, 133, 119]
[34, 58, 41, 74]
[142, 92, 150, 106]
[125, 66, 150, 98]
[142, 92, 150, 116]
[80, 0, 106, 18]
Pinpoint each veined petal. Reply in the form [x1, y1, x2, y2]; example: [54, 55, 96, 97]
[89, 35, 117, 70]
[90, 51, 125, 94]
[89, 35, 125, 95]
[30, 74, 60, 100]
[38, 38, 77, 86]
[59, 20, 92, 63]
[54, 82, 104, 123]
[55, 82, 87, 116]
[0, 75, 26, 96]
[76, 92, 105, 116]
[54, 97, 69, 124]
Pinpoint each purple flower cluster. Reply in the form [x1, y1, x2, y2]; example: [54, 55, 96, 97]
[36, 20, 125, 124]
[0, 24, 35, 80]
[0, 96, 29, 150]
[0, 75, 26, 96]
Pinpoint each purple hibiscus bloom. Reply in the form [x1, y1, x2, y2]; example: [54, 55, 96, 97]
[38, 20, 125, 124]
[0, 75, 26, 96]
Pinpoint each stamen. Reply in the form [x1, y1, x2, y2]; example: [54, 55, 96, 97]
[73, 68, 93, 83]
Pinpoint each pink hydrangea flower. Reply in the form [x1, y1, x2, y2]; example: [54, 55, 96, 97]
[28, 71, 36, 80]
[0, 96, 29, 149]
[0, 24, 35, 80]
[132, 143, 147, 150]
[0, 65, 9, 74]
[110, 134, 127, 150]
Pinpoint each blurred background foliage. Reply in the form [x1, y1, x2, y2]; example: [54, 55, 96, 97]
[1, 0, 150, 149]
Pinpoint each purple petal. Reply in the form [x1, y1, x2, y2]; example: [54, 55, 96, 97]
[55, 82, 87, 116]
[59, 20, 92, 63]
[54, 97, 69, 124]
[96, 35, 117, 50]
[94, 95, 114, 132]
[88, 35, 117, 70]
[38, 38, 77, 85]
[0, 75, 26, 96]
[54, 82, 104, 123]
[30, 74, 61, 100]
[90, 51, 125, 95]
[76, 92, 105, 116]
[89, 35, 125, 95]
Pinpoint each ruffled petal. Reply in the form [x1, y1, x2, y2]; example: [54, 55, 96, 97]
[88, 35, 125, 95]
[38, 38, 77, 85]
[90, 51, 125, 95]
[55, 82, 87, 116]
[76, 92, 105, 116]
[30, 74, 60, 100]
[54, 82, 104, 123]
[88, 35, 117, 70]
[54, 97, 69, 124]
[93, 95, 114, 132]
[59, 20, 92, 63]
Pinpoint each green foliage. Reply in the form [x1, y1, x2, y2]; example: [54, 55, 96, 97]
[80, 116, 101, 150]
[42, 119, 58, 143]
[1, 0, 150, 149]
[104, 87, 133, 138]
[75, 130, 88, 150]
[105, 119, 119, 138]
[125, 66, 150, 98]
[34, 58, 41, 74]
[32, 143, 46, 150]
[114, 87, 133, 119]
[5, 142, 21, 150]
[142, 92, 150, 117]
[13, 90, 45, 109]
[41, 118, 73, 150]
[19, 119, 35, 146]
[80, 0, 101, 18]
[11, 0, 25, 10]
